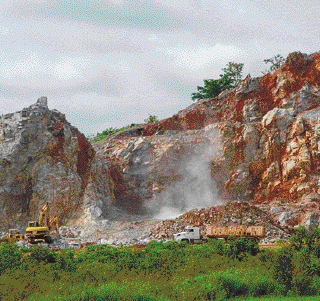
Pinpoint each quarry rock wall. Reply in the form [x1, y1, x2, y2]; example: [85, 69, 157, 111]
[94, 51, 320, 224]
[2, 51, 320, 230]
[0, 98, 95, 230]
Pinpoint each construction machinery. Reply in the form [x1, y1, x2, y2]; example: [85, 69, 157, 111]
[25, 202, 59, 244]
[173, 225, 266, 244]
[0, 229, 24, 244]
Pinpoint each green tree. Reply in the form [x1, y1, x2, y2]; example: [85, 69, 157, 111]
[227, 237, 260, 261]
[191, 62, 244, 102]
[221, 62, 244, 88]
[144, 114, 159, 124]
[262, 54, 285, 74]
[271, 245, 295, 292]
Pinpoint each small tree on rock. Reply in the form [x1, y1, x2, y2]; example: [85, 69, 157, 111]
[262, 54, 285, 75]
[144, 114, 159, 124]
[191, 61, 244, 102]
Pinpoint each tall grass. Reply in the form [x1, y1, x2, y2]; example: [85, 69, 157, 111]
[1, 231, 320, 300]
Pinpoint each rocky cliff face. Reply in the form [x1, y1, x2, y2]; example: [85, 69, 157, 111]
[91, 51, 320, 227]
[2, 51, 320, 233]
[0, 97, 95, 230]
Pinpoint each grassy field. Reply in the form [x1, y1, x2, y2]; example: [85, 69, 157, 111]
[232, 297, 320, 301]
[1, 228, 320, 300]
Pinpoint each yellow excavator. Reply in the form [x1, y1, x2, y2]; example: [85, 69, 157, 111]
[0, 229, 24, 244]
[25, 202, 59, 244]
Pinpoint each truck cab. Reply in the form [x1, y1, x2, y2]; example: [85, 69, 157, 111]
[173, 226, 200, 243]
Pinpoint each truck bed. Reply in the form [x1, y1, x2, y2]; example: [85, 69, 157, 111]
[206, 226, 266, 238]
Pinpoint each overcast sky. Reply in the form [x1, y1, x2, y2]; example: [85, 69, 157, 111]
[0, 0, 319, 136]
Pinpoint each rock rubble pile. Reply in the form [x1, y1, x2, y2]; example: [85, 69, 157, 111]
[147, 201, 306, 243]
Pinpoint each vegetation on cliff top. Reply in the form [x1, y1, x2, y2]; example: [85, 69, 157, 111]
[191, 54, 285, 102]
[87, 114, 159, 142]
[89, 54, 286, 141]
[191, 61, 244, 102]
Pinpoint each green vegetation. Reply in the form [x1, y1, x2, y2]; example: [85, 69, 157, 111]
[1, 228, 320, 300]
[87, 123, 139, 142]
[262, 54, 285, 75]
[87, 114, 159, 142]
[191, 55, 287, 102]
[191, 62, 244, 102]
[144, 114, 159, 124]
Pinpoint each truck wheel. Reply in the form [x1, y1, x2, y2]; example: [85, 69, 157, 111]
[181, 239, 189, 244]
[45, 236, 52, 244]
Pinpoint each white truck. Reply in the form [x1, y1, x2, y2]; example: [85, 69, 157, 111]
[173, 225, 266, 244]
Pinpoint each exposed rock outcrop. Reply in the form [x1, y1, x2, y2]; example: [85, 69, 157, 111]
[0, 98, 95, 230]
[3, 51, 320, 234]
[92, 51, 320, 225]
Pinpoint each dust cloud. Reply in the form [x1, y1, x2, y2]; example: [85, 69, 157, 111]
[145, 126, 224, 220]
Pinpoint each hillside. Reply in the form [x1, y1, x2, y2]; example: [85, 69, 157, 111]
[91, 51, 320, 222]
[1, 51, 320, 245]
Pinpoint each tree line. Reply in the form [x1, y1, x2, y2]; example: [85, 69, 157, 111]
[191, 54, 285, 102]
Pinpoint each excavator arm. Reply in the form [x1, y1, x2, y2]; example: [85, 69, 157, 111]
[49, 216, 59, 232]
[39, 203, 50, 227]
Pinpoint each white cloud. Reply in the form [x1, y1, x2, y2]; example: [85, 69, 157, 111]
[53, 57, 91, 80]
[158, 44, 243, 71]
[0, 0, 319, 137]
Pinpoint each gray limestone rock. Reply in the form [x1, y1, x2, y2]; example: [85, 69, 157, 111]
[0, 98, 95, 231]
[270, 207, 282, 214]
[305, 212, 319, 230]
[100, 238, 109, 245]
[279, 212, 290, 226]
[262, 108, 294, 132]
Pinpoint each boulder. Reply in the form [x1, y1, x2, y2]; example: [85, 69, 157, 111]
[270, 207, 282, 214]
[262, 108, 294, 132]
[262, 162, 281, 183]
[50, 230, 60, 240]
[242, 99, 259, 123]
[305, 212, 319, 230]
[236, 75, 259, 95]
[289, 117, 305, 138]
[86, 206, 103, 220]
[279, 212, 290, 226]
[65, 231, 75, 238]
[243, 124, 260, 162]
[100, 238, 109, 245]
[59, 226, 69, 237]
[0, 98, 95, 230]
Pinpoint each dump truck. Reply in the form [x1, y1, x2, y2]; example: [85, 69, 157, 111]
[25, 202, 59, 244]
[0, 229, 24, 244]
[173, 225, 266, 244]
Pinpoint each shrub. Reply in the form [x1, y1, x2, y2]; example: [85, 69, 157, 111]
[291, 274, 316, 296]
[30, 281, 168, 301]
[142, 241, 186, 276]
[262, 54, 285, 74]
[0, 242, 22, 274]
[191, 62, 244, 101]
[271, 245, 295, 292]
[29, 244, 56, 264]
[92, 123, 139, 142]
[144, 114, 159, 124]
[227, 237, 260, 261]
[206, 238, 228, 256]
[54, 249, 77, 272]
[172, 268, 284, 300]
[293, 248, 314, 278]
[289, 226, 308, 251]
[76, 244, 121, 263]
[0, 259, 56, 300]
